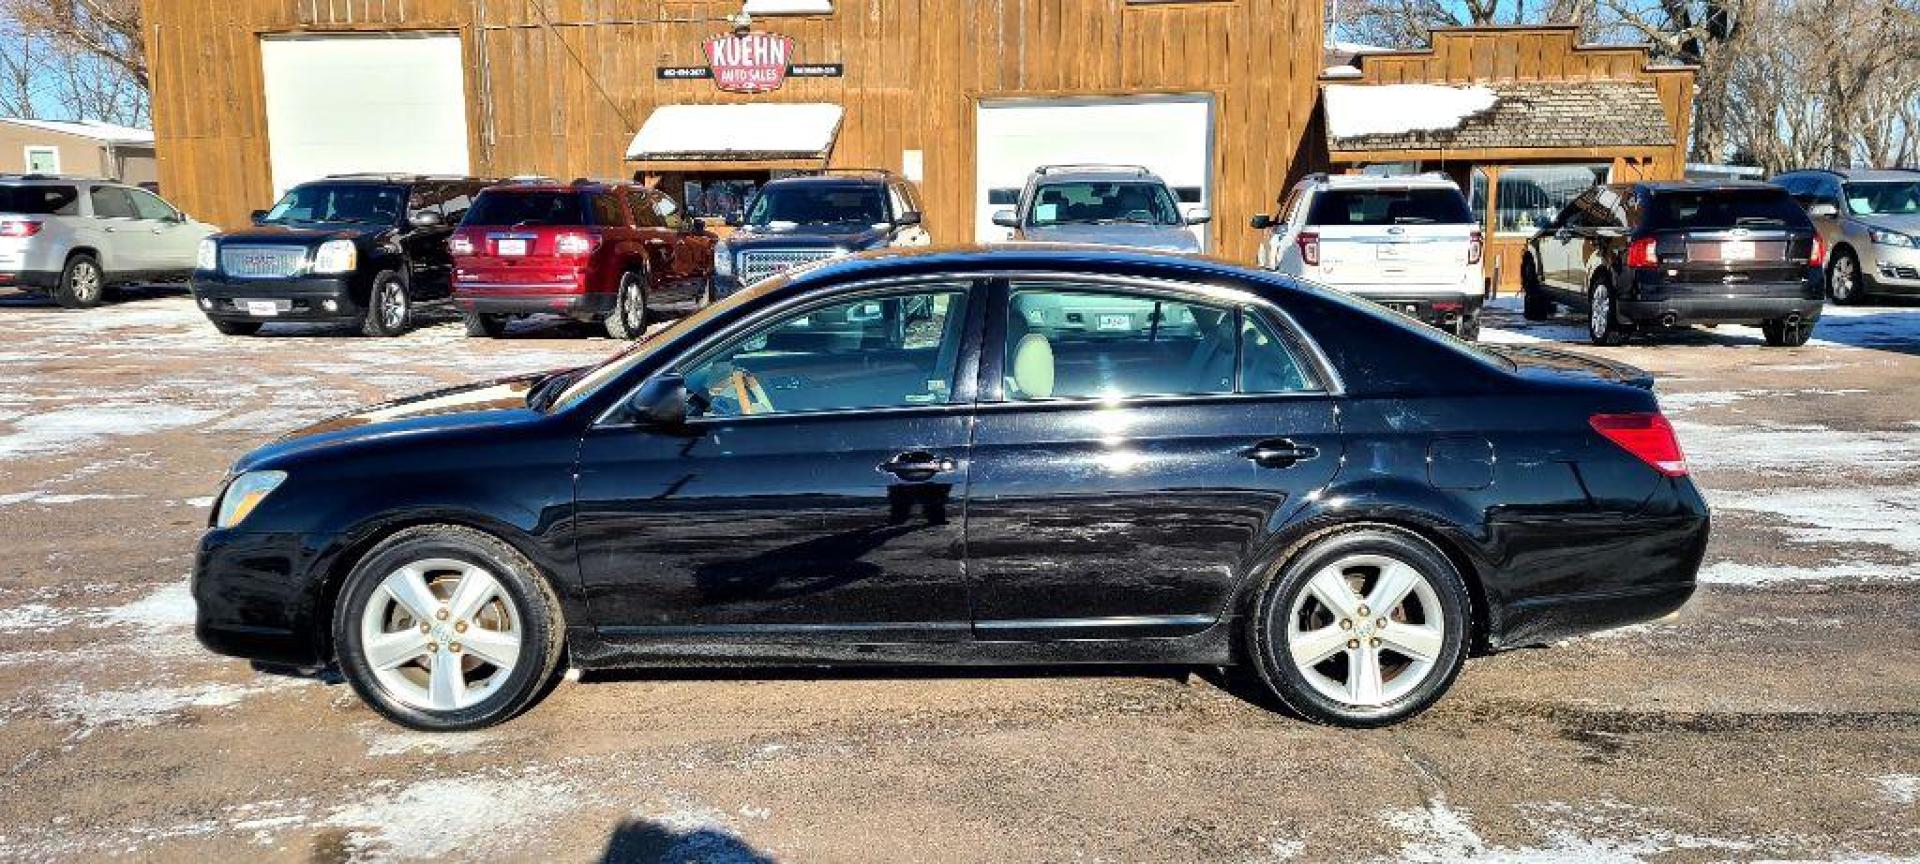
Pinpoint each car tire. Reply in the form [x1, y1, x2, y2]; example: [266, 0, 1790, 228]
[1827, 248, 1867, 305]
[1246, 526, 1472, 728]
[604, 271, 649, 340]
[211, 319, 262, 337]
[1587, 278, 1631, 346]
[464, 312, 508, 338]
[360, 271, 412, 337]
[1452, 315, 1481, 342]
[52, 253, 106, 309]
[333, 525, 567, 732]
[1521, 257, 1553, 321]
[1761, 316, 1814, 347]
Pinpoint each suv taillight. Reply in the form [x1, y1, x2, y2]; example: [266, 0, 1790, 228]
[1626, 237, 1659, 269]
[1297, 231, 1320, 267]
[448, 232, 475, 256]
[0, 220, 43, 238]
[555, 231, 598, 257]
[1467, 230, 1483, 265]
[1808, 234, 1826, 267]
[1590, 413, 1688, 477]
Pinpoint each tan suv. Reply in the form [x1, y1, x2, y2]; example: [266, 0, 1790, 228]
[0, 174, 216, 308]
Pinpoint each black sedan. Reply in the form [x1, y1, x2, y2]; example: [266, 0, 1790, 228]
[193, 247, 1709, 731]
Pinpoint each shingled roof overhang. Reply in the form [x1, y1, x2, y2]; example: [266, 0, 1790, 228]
[1324, 80, 1676, 163]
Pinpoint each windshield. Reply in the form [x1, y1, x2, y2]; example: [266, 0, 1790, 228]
[746, 185, 886, 227]
[0, 184, 81, 215]
[263, 184, 405, 226]
[1650, 189, 1811, 230]
[1309, 188, 1474, 226]
[1844, 181, 1920, 216]
[462, 191, 589, 227]
[1027, 181, 1183, 227]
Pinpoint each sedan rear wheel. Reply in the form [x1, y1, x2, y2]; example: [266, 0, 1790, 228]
[1249, 527, 1470, 727]
[335, 526, 566, 731]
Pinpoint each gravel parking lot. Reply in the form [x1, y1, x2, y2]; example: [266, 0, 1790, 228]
[0, 288, 1914, 863]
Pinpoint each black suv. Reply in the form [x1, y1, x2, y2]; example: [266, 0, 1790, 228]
[191, 174, 495, 336]
[710, 169, 929, 300]
[1521, 181, 1825, 347]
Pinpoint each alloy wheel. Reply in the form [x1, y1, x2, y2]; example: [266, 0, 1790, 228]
[379, 280, 407, 330]
[1831, 254, 1856, 302]
[71, 261, 101, 303]
[1590, 286, 1611, 337]
[357, 557, 523, 712]
[619, 277, 644, 331]
[1285, 553, 1445, 707]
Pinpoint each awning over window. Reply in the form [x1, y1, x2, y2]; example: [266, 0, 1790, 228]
[625, 103, 844, 166]
[1322, 81, 1675, 160]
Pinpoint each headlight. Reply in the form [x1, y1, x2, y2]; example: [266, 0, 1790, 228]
[713, 242, 734, 277]
[1869, 228, 1918, 248]
[312, 239, 357, 274]
[196, 238, 218, 271]
[215, 470, 286, 529]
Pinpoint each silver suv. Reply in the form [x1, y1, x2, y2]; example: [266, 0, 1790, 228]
[991, 165, 1209, 253]
[1771, 168, 1920, 304]
[0, 174, 216, 308]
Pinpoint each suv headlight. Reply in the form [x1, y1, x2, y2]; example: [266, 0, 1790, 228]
[713, 242, 734, 277]
[215, 470, 286, 529]
[312, 239, 357, 274]
[196, 238, 218, 271]
[1869, 228, 1918, 248]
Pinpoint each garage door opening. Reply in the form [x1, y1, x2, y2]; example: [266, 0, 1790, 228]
[260, 33, 472, 198]
[975, 95, 1215, 249]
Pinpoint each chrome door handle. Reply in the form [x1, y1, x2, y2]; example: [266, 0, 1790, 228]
[1243, 440, 1319, 468]
[879, 451, 957, 481]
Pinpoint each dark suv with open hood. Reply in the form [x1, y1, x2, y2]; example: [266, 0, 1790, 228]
[191, 174, 494, 336]
[709, 170, 929, 300]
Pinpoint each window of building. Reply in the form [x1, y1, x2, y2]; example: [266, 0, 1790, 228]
[24, 146, 59, 174]
[1483, 164, 1609, 236]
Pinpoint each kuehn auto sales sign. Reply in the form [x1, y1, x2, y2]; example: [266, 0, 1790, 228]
[705, 31, 795, 93]
[657, 31, 842, 91]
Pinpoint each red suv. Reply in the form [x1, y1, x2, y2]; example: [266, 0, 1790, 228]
[449, 180, 715, 338]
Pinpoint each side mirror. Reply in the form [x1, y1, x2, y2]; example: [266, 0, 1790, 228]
[250, 209, 269, 225]
[991, 209, 1018, 228]
[623, 374, 691, 430]
[1808, 202, 1839, 219]
[895, 211, 923, 227]
[1249, 213, 1274, 230]
[408, 211, 444, 229]
[1185, 208, 1213, 226]
[725, 211, 746, 228]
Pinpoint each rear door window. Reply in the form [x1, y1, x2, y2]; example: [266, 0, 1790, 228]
[0, 185, 80, 215]
[89, 185, 138, 220]
[1649, 189, 1812, 230]
[461, 191, 589, 227]
[1306, 188, 1473, 226]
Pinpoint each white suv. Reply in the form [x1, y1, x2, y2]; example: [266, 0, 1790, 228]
[1253, 174, 1485, 339]
[0, 174, 215, 308]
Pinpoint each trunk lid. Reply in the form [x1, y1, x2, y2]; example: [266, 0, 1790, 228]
[1305, 186, 1477, 283]
[1482, 344, 1655, 390]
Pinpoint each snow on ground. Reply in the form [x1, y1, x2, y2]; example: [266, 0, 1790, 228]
[1371, 797, 1760, 863]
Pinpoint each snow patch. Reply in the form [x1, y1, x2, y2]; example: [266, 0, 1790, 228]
[0, 403, 219, 460]
[1323, 84, 1499, 140]
[1876, 774, 1918, 806]
[0, 491, 139, 507]
[1374, 797, 1756, 863]
[1697, 560, 1910, 586]
[323, 774, 583, 859]
[50, 677, 304, 732]
[363, 729, 497, 757]
[1713, 488, 1920, 559]
[1674, 420, 1920, 475]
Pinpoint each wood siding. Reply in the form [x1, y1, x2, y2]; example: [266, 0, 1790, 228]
[143, 0, 1325, 261]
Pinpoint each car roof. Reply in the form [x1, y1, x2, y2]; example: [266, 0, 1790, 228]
[781, 245, 1287, 295]
[763, 173, 891, 188]
[1805, 167, 1920, 182]
[1030, 168, 1168, 185]
[1313, 173, 1460, 190]
[0, 173, 116, 185]
[1636, 180, 1785, 193]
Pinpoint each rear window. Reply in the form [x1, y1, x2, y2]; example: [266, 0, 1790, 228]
[1649, 189, 1812, 230]
[1308, 188, 1473, 227]
[0, 185, 81, 215]
[462, 191, 591, 227]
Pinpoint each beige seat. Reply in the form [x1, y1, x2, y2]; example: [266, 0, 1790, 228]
[1008, 332, 1055, 399]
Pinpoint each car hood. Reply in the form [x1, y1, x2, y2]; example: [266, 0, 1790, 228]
[1016, 224, 1201, 253]
[725, 223, 892, 252]
[1859, 213, 1920, 234]
[232, 374, 551, 472]
[1482, 344, 1655, 390]
[215, 223, 384, 246]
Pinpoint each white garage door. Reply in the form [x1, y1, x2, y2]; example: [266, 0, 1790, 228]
[975, 95, 1214, 248]
[260, 33, 471, 198]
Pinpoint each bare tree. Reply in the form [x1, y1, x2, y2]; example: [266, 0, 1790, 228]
[0, 0, 147, 125]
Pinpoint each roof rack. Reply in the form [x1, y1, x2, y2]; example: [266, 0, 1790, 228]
[0, 172, 116, 183]
[1034, 164, 1153, 177]
[816, 167, 894, 178]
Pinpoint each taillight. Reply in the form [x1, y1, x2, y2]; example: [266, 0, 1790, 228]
[1808, 234, 1826, 267]
[0, 220, 43, 238]
[448, 233, 475, 256]
[1296, 231, 1320, 267]
[555, 232, 598, 257]
[1467, 230, 1483, 265]
[1626, 237, 1658, 269]
[1590, 413, 1687, 477]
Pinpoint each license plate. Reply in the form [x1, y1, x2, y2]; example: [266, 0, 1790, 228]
[1096, 313, 1131, 331]
[497, 238, 528, 256]
[1721, 240, 1755, 260]
[245, 300, 279, 317]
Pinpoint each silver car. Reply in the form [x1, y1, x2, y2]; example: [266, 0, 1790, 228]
[1772, 168, 1920, 304]
[0, 174, 216, 308]
[991, 165, 1210, 253]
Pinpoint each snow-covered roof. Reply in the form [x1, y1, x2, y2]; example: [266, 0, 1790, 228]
[0, 118, 154, 146]
[626, 103, 844, 162]
[1322, 65, 1363, 79]
[1323, 81, 1675, 153]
